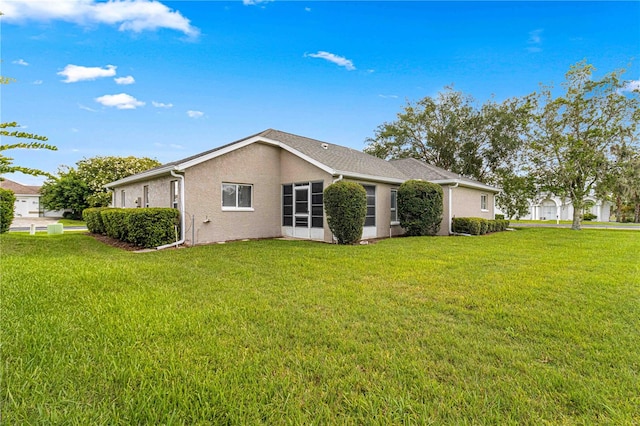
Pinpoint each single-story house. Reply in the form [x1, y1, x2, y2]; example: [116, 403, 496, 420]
[105, 129, 499, 245]
[0, 178, 67, 218]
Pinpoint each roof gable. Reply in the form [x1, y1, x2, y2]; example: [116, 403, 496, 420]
[0, 179, 41, 195]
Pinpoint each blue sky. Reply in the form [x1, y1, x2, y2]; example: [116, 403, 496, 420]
[2, 0, 639, 185]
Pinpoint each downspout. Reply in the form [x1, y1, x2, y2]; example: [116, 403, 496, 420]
[448, 182, 459, 235]
[332, 174, 343, 184]
[156, 170, 186, 250]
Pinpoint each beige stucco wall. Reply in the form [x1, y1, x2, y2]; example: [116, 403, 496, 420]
[184, 143, 283, 244]
[111, 175, 177, 209]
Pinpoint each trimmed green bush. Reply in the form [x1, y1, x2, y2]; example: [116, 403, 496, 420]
[101, 208, 130, 241]
[97, 208, 180, 248]
[452, 217, 510, 235]
[398, 180, 443, 236]
[83, 207, 109, 235]
[0, 187, 16, 234]
[452, 217, 486, 235]
[583, 213, 597, 221]
[125, 208, 180, 248]
[495, 214, 505, 220]
[324, 181, 367, 244]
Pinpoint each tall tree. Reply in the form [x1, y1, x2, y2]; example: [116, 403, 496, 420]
[528, 61, 640, 230]
[364, 87, 533, 184]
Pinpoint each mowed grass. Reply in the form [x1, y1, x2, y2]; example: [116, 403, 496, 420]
[1, 229, 639, 424]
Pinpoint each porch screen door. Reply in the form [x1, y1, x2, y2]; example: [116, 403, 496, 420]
[294, 185, 310, 238]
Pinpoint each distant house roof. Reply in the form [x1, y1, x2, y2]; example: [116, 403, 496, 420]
[106, 129, 498, 192]
[0, 178, 41, 195]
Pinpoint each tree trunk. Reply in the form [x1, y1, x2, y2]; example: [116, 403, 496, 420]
[571, 194, 583, 230]
[615, 195, 623, 223]
[635, 202, 640, 223]
[571, 207, 582, 230]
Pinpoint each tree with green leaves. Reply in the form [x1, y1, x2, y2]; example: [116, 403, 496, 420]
[41, 156, 161, 215]
[364, 87, 533, 185]
[599, 143, 640, 222]
[528, 60, 640, 230]
[40, 168, 91, 219]
[495, 171, 537, 220]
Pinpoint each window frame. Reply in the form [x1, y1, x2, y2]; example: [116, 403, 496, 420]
[143, 185, 150, 208]
[362, 184, 376, 227]
[170, 180, 179, 209]
[221, 183, 254, 211]
[390, 189, 399, 224]
[481, 193, 488, 211]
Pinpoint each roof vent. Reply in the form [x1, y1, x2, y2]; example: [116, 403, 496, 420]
[321, 143, 328, 150]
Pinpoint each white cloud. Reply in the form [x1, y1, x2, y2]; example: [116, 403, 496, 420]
[305, 7, 311, 12]
[305, 51, 356, 71]
[170, 144, 184, 149]
[58, 64, 117, 83]
[114, 75, 135, 85]
[152, 101, 174, 108]
[378, 94, 399, 99]
[95, 93, 145, 109]
[243, 0, 273, 6]
[13, 59, 29, 66]
[33, 80, 43, 85]
[620, 80, 640, 93]
[187, 110, 204, 118]
[527, 29, 543, 53]
[1, 0, 199, 38]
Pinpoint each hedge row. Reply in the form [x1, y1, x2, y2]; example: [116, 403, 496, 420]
[83, 207, 180, 248]
[451, 217, 510, 235]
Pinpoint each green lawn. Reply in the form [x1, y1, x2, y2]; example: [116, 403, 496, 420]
[1, 229, 639, 424]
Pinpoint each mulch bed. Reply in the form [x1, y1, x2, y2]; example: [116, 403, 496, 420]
[88, 233, 143, 251]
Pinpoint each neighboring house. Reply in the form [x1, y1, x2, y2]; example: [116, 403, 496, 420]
[105, 129, 499, 245]
[0, 179, 42, 218]
[0, 178, 67, 218]
[522, 193, 612, 222]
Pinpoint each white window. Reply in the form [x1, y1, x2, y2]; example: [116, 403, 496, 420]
[170, 180, 179, 209]
[390, 189, 398, 223]
[481, 194, 488, 211]
[222, 183, 253, 210]
[121, 190, 126, 207]
[143, 185, 149, 208]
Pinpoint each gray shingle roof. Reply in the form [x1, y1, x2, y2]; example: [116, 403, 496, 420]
[106, 129, 498, 191]
[259, 129, 407, 180]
